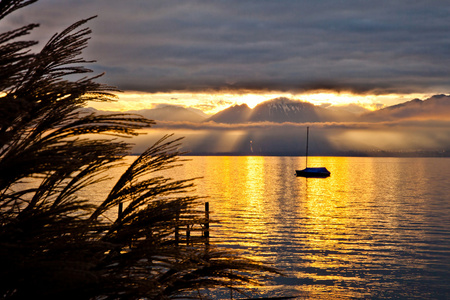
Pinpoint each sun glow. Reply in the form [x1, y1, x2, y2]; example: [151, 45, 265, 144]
[87, 91, 432, 115]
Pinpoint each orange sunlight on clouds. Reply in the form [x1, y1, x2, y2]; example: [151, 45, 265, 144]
[88, 91, 432, 115]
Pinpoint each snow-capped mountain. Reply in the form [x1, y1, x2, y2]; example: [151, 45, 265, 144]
[207, 97, 356, 123]
[249, 97, 321, 123]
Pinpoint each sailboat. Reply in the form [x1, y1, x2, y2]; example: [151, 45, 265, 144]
[295, 127, 330, 178]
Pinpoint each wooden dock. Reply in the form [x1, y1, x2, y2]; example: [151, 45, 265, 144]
[175, 201, 210, 246]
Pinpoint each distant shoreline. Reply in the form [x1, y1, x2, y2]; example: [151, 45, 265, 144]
[131, 151, 450, 158]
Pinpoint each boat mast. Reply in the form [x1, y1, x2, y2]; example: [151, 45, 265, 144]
[305, 126, 309, 168]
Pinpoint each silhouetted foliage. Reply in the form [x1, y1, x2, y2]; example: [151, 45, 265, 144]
[0, 1, 277, 299]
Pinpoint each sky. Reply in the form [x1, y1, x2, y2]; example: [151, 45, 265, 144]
[2, 0, 450, 114]
[2, 0, 450, 155]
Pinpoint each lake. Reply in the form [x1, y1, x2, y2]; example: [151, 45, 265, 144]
[159, 156, 450, 299]
[82, 156, 450, 299]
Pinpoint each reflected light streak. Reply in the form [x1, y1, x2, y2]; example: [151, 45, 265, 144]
[76, 156, 450, 298]
[302, 158, 360, 277]
[294, 157, 380, 298]
[196, 157, 272, 254]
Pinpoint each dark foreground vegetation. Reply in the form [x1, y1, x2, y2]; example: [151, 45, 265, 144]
[0, 1, 278, 299]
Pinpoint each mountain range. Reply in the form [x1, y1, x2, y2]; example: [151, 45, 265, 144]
[81, 105, 207, 122]
[360, 94, 450, 121]
[86, 94, 450, 123]
[206, 94, 449, 123]
[205, 97, 359, 123]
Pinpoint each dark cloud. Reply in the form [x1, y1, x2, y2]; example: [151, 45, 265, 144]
[2, 0, 450, 94]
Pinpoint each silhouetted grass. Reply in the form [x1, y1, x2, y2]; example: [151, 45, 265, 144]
[0, 1, 280, 299]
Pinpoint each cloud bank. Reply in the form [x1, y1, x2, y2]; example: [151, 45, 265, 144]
[130, 119, 450, 156]
[2, 0, 450, 95]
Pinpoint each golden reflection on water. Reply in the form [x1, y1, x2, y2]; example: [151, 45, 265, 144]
[170, 156, 450, 299]
[298, 157, 366, 298]
[96, 156, 450, 299]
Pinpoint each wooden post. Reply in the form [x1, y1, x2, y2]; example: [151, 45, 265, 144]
[204, 202, 210, 244]
[186, 225, 190, 245]
[118, 202, 123, 217]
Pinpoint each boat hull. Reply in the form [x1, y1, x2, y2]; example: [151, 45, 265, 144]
[296, 167, 330, 178]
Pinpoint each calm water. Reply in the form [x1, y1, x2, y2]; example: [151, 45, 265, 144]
[160, 156, 450, 299]
[82, 156, 450, 299]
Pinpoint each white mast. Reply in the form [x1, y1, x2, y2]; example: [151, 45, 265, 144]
[305, 126, 309, 168]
